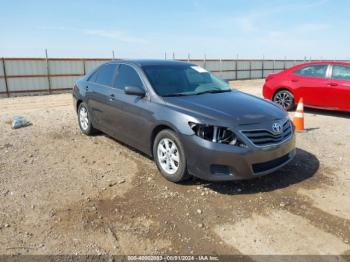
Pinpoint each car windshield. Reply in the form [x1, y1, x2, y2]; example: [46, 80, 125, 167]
[142, 65, 231, 97]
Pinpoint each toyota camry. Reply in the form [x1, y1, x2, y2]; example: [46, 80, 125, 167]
[73, 60, 296, 183]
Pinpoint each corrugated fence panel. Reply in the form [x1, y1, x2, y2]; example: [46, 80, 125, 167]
[189, 60, 205, 68]
[237, 61, 250, 70]
[84, 60, 108, 74]
[251, 61, 262, 70]
[49, 60, 84, 75]
[2, 58, 349, 97]
[8, 77, 49, 92]
[221, 61, 235, 71]
[204, 61, 221, 71]
[251, 70, 263, 79]
[219, 71, 236, 80]
[50, 76, 79, 90]
[0, 60, 4, 77]
[285, 60, 297, 69]
[0, 79, 6, 96]
[5, 60, 47, 76]
[263, 70, 274, 78]
[274, 61, 285, 70]
[0, 60, 5, 95]
[237, 71, 250, 79]
[263, 61, 274, 70]
[273, 69, 283, 73]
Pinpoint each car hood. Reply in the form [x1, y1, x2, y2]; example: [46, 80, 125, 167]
[162, 90, 286, 125]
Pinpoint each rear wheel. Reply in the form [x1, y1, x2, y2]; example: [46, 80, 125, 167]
[153, 130, 190, 183]
[273, 90, 295, 111]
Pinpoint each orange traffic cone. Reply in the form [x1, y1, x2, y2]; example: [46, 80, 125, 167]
[293, 98, 305, 132]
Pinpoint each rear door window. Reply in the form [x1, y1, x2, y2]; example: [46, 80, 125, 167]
[331, 65, 350, 81]
[88, 70, 99, 82]
[95, 64, 117, 86]
[294, 65, 328, 78]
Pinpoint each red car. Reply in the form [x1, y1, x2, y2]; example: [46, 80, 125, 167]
[263, 61, 350, 111]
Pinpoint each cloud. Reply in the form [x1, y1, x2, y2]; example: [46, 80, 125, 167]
[83, 29, 148, 44]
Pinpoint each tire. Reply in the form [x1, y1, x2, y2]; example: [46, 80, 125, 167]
[153, 129, 190, 183]
[273, 89, 295, 111]
[77, 102, 96, 136]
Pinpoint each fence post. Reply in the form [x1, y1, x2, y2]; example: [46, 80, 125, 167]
[262, 56, 265, 79]
[187, 53, 190, 62]
[45, 49, 52, 94]
[172, 52, 175, 60]
[2, 57, 9, 97]
[235, 55, 238, 80]
[83, 59, 86, 75]
[203, 54, 207, 69]
[249, 60, 252, 80]
[283, 56, 287, 71]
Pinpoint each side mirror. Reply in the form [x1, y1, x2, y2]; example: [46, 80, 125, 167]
[124, 86, 145, 97]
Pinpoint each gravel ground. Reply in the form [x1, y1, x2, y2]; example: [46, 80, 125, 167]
[0, 80, 349, 257]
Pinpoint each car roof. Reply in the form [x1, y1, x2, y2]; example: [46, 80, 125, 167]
[109, 59, 196, 67]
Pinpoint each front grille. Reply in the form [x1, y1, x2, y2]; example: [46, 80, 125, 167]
[252, 153, 290, 173]
[241, 120, 292, 146]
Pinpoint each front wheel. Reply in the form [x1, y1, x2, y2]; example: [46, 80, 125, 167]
[78, 102, 96, 135]
[273, 90, 295, 111]
[153, 130, 190, 183]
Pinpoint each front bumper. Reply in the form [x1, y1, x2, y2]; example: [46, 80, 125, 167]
[182, 133, 296, 181]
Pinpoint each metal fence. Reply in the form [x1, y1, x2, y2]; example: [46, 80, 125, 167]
[0, 57, 342, 97]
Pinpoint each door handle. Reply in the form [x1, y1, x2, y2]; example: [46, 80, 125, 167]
[85, 86, 89, 90]
[291, 79, 298, 83]
[328, 83, 338, 86]
[109, 94, 115, 101]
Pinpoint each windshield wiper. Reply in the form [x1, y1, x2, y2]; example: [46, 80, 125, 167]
[195, 89, 231, 95]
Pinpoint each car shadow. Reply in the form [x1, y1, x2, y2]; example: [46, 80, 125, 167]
[92, 132, 319, 195]
[304, 108, 350, 119]
[184, 148, 319, 195]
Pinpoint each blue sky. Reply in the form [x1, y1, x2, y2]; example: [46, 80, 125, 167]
[0, 0, 349, 59]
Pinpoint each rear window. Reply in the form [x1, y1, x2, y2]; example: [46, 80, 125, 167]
[294, 65, 328, 78]
[332, 65, 350, 81]
[94, 64, 117, 86]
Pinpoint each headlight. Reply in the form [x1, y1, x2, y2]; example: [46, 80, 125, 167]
[189, 122, 246, 147]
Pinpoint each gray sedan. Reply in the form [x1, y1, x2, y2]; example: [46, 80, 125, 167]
[73, 60, 296, 183]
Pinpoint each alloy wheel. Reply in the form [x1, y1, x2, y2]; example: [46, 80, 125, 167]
[79, 106, 89, 131]
[274, 91, 293, 110]
[157, 138, 180, 175]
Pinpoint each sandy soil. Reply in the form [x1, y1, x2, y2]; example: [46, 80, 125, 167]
[0, 80, 349, 257]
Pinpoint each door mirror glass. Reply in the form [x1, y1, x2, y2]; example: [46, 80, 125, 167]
[124, 86, 145, 97]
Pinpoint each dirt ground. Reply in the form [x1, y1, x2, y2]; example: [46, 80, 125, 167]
[0, 80, 349, 257]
